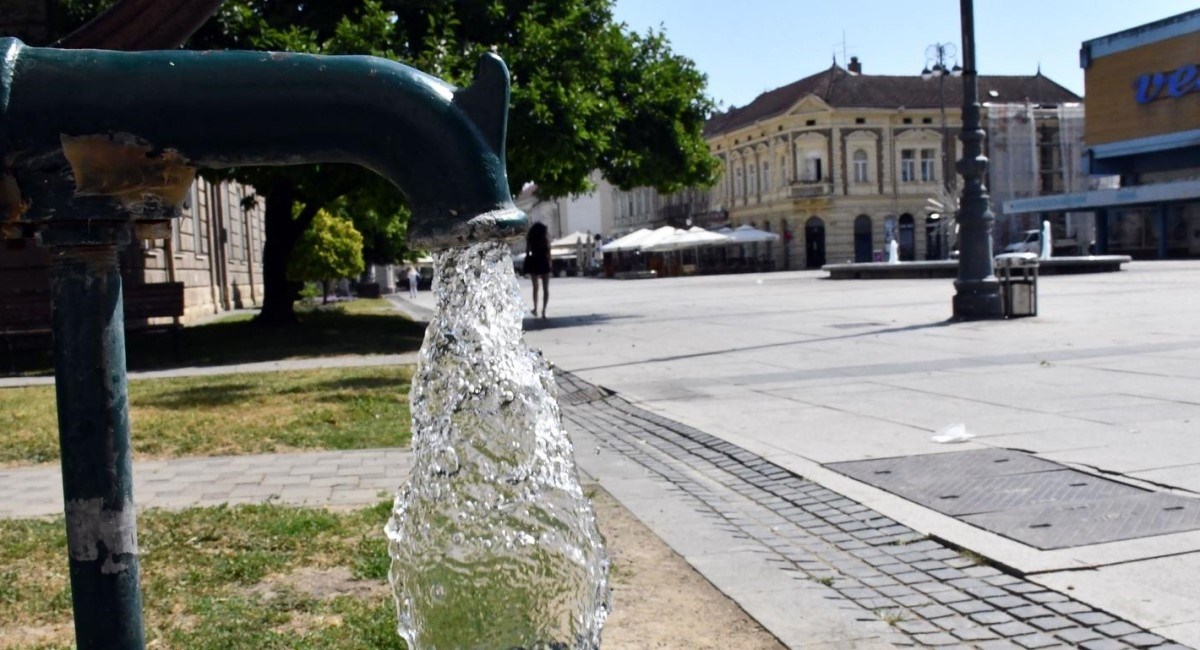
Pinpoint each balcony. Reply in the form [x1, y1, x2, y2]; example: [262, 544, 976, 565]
[790, 181, 833, 199]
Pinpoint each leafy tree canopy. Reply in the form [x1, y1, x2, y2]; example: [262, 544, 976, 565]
[51, 0, 717, 323]
[287, 209, 365, 283]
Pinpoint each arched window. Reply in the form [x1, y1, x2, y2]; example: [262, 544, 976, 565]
[747, 161, 758, 197]
[735, 166, 744, 197]
[761, 161, 771, 193]
[852, 149, 869, 183]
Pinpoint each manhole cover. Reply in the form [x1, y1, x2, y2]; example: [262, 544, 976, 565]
[828, 450, 1200, 549]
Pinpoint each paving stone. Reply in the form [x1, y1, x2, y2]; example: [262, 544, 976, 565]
[1011, 633, 1063, 648]
[1118, 632, 1166, 648]
[968, 585, 1011, 599]
[1070, 612, 1117, 626]
[911, 632, 962, 646]
[893, 593, 934, 608]
[1025, 591, 1069, 604]
[950, 600, 994, 615]
[1027, 615, 1075, 632]
[1046, 601, 1092, 616]
[986, 595, 1032, 610]
[1096, 622, 1142, 638]
[931, 589, 974, 605]
[915, 604, 956, 619]
[1079, 640, 1130, 650]
[1009, 604, 1055, 620]
[952, 625, 1001, 641]
[932, 615, 978, 632]
[991, 621, 1038, 637]
[976, 640, 1024, 649]
[969, 614, 1017, 628]
[1053, 627, 1103, 644]
[895, 619, 940, 635]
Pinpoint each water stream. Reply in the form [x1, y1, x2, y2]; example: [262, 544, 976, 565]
[386, 242, 611, 650]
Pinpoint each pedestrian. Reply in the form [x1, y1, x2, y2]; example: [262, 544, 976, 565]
[406, 265, 420, 299]
[524, 222, 551, 318]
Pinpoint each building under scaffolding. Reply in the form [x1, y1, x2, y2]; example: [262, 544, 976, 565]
[1006, 9, 1200, 260]
[988, 103, 1094, 251]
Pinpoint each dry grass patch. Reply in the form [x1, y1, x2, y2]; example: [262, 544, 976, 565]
[0, 366, 413, 466]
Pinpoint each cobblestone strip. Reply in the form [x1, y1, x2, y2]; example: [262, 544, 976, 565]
[556, 372, 1191, 650]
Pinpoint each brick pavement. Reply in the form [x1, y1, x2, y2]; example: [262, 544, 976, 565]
[556, 370, 1193, 650]
[1, 352, 1193, 647]
[0, 448, 409, 518]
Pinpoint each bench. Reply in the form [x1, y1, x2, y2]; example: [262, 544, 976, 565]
[0, 281, 184, 368]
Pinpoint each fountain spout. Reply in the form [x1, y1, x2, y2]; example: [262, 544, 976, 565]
[0, 37, 526, 248]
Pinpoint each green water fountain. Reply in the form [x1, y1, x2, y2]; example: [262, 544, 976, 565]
[0, 37, 527, 649]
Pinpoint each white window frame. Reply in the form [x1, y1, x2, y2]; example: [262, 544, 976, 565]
[852, 149, 869, 184]
[900, 149, 917, 183]
[920, 148, 937, 182]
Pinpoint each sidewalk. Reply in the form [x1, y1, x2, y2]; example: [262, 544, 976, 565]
[4, 272, 1199, 648]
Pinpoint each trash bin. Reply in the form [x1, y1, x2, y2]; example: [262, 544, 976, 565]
[994, 252, 1039, 317]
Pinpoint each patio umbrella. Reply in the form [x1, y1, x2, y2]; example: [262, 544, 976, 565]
[550, 230, 593, 247]
[642, 227, 731, 252]
[600, 228, 653, 253]
[726, 224, 780, 244]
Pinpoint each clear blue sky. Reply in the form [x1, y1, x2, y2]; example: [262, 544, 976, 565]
[611, 1, 1195, 109]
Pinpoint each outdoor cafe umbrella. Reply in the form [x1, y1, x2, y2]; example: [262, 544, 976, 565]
[723, 224, 780, 244]
[600, 228, 653, 253]
[642, 226, 731, 252]
[550, 230, 593, 248]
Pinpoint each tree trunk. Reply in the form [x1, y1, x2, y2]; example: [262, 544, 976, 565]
[255, 180, 321, 327]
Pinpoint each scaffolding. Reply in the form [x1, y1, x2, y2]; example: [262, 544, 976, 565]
[985, 103, 1039, 242]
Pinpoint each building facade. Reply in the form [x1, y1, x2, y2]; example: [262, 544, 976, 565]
[1007, 9, 1200, 259]
[0, 175, 265, 325]
[704, 58, 1083, 269]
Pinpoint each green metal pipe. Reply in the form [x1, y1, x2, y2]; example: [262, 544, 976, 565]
[49, 242, 145, 650]
[0, 37, 526, 248]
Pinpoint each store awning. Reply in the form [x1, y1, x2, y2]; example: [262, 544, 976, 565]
[1004, 179, 1200, 215]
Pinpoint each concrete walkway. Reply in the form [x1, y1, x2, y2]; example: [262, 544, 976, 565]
[4, 265, 1200, 648]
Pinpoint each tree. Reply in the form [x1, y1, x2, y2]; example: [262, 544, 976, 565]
[287, 209, 365, 304]
[53, 0, 718, 325]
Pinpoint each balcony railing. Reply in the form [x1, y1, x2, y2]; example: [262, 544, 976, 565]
[790, 182, 833, 199]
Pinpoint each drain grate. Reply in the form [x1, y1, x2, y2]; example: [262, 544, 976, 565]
[828, 449, 1200, 549]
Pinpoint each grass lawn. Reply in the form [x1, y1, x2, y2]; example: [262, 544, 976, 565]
[0, 501, 403, 650]
[0, 366, 414, 466]
[6, 298, 426, 375]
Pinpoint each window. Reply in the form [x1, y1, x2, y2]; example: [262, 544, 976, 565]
[802, 153, 822, 182]
[735, 166, 744, 197]
[747, 162, 758, 196]
[900, 149, 917, 183]
[855, 117, 866, 124]
[761, 161, 771, 192]
[852, 149, 869, 183]
[920, 149, 937, 182]
[903, 117, 912, 124]
[806, 119, 816, 126]
[780, 155, 788, 184]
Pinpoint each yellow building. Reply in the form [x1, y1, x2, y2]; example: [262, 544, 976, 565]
[704, 58, 1082, 268]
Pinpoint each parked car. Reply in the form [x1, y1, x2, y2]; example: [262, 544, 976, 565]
[1004, 230, 1042, 255]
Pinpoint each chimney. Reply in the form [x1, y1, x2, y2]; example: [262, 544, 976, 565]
[848, 56, 862, 74]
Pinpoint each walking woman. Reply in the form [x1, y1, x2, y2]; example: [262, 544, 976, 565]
[524, 222, 551, 318]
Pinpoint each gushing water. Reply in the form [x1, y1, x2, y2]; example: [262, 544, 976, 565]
[386, 242, 611, 649]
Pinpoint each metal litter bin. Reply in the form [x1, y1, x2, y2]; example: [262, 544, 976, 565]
[994, 252, 1039, 317]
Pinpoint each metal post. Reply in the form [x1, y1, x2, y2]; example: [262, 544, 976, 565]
[952, 0, 1004, 320]
[1157, 203, 1170, 259]
[48, 239, 146, 650]
[1095, 208, 1109, 254]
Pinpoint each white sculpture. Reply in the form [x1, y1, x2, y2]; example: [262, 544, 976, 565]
[887, 238, 900, 264]
[1040, 220, 1052, 260]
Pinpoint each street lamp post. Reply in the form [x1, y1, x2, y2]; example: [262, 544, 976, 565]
[952, 0, 1004, 319]
[922, 43, 962, 201]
